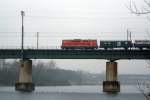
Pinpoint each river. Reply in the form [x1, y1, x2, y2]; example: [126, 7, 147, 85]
[0, 85, 148, 100]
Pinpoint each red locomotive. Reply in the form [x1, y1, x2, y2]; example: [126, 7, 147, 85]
[61, 39, 98, 49]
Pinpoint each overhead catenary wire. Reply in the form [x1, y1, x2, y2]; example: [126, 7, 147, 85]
[25, 15, 147, 20]
[0, 14, 147, 20]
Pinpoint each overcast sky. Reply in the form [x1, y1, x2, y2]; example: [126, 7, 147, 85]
[0, 0, 150, 74]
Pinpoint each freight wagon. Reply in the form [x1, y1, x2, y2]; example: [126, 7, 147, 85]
[100, 40, 132, 50]
[134, 40, 150, 50]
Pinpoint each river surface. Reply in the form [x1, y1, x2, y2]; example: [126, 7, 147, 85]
[0, 85, 149, 100]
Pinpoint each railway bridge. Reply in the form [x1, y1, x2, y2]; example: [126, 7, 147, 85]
[0, 49, 150, 92]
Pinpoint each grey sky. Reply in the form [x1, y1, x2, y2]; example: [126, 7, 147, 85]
[0, 0, 150, 74]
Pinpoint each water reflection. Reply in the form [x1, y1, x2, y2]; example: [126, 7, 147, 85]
[0, 85, 148, 100]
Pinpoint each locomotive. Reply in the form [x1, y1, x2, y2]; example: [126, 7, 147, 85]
[61, 39, 150, 50]
[61, 39, 98, 49]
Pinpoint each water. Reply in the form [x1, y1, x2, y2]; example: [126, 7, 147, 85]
[0, 85, 148, 100]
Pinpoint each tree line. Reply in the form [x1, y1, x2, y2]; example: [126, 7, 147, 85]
[0, 60, 100, 86]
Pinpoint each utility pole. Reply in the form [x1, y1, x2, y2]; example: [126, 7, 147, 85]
[127, 29, 132, 41]
[127, 29, 129, 41]
[21, 11, 25, 60]
[37, 32, 39, 49]
[130, 31, 132, 41]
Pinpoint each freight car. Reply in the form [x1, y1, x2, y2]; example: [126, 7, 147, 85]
[134, 40, 150, 50]
[100, 40, 132, 50]
[61, 39, 98, 49]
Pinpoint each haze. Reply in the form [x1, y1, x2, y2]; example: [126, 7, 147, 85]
[0, 0, 150, 74]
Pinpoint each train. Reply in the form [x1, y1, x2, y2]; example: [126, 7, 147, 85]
[61, 39, 150, 50]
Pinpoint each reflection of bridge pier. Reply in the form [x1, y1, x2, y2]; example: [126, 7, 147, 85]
[15, 59, 34, 92]
[103, 61, 120, 92]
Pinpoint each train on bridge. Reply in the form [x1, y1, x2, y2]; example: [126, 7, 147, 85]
[61, 39, 150, 50]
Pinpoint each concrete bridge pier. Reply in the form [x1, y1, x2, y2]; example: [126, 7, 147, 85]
[103, 61, 120, 92]
[15, 60, 34, 92]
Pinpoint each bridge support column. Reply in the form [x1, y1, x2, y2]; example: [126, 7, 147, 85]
[103, 61, 120, 92]
[15, 60, 34, 92]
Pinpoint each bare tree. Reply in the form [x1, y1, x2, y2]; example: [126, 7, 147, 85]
[128, 0, 150, 15]
[128, 1, 150, 98]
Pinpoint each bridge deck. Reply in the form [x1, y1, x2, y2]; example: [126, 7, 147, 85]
[0, 49, 149, 60]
